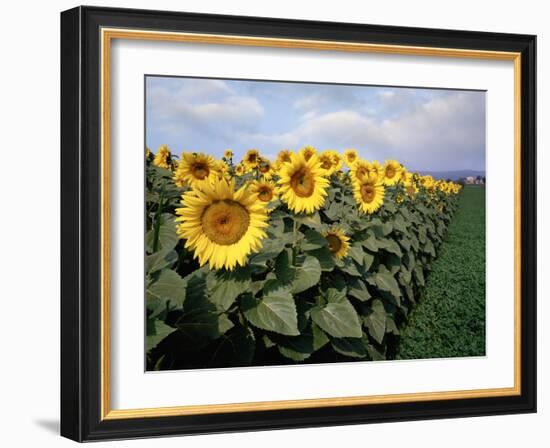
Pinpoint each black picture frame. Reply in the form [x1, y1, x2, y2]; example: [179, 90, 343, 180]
[61, 5, 536, 442]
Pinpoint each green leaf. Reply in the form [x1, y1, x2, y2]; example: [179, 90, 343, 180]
[301, 229, 328, 251]
[146, 320, 176, 352]
[249, 237, 286, 265]
[361, 235, 379, 252]
[308, 247, 335, 271]
[363, 299, 386, 344]
[241, 285, 299, 336]
[146, 215, 178, 253]
[374, 271, 401, 298]
[147, 269, 186, 307]
[337, 257, 362, 277]
[206, 324, 256, 367]
[146, 250, 178, 274]
[312, 323, 329, 351]
[292, 256, 321, 294]
[311, 299, 362, 338]
[331, 337, 367, 358]
[325, 288, 346, 303]
[363, 252, 375, 271]
[206, 267, 251, 311]
[276, 331, 314, 362]
[347, 245, 365, 266]
[176, 309, 234, 343]
[348, 278, 372, 302]
[275, 249, 296, 284]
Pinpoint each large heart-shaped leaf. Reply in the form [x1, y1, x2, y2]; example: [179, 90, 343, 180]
[311, 299, 362, 338]
[241, 283, 299, 336]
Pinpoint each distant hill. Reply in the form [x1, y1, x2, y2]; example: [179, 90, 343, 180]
[415, 170, 486, 181]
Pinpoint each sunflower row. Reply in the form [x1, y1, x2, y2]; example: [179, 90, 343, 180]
[146, 144, 461, 271]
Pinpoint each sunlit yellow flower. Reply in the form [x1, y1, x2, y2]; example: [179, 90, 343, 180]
[299, 146, 317, 162]
[420, 175, 435, 192]
[343, 149, 359, 167]
[369, 160, 383, 180]
[224, 149, 234, 159]
[153, 144, 172, 169]
[175, 177, 269, 270]
[173, 152, 218, 188]
[323, 228, 350, 259]
[382, 160, 403, 186]
[330, 151, 343, 172]
[250, 179, 278, 203]
[318, 151, 336, 175]
[350, 159, 370, 183]
[235, 163, 246, 176]
[257, 157, 274, 179]
[353, 176, 385, 214]
[278, 152, 329, 214]
[243, 149, 261, 169]
[277, 149, 293, 166]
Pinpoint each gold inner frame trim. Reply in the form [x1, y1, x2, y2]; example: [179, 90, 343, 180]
[100, 27, 522, 421]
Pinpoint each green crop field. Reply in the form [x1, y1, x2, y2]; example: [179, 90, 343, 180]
[397, 185, 486, 359]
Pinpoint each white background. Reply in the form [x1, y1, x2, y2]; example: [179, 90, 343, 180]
[0, 0, 547, 447]
[111, 40, 515, 409]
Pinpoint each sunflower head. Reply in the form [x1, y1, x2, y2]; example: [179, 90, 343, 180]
[257, 157, 274, 179]
[278, 152, 329, 214]
[318, 151, 336, 175]
[382, 160, 403, 186]
[329, 151, 343, 172]
[145, 147, 154, 163]
[250, 179, 278, 204]
[153, 144, 172, 169]
[235, 163, 246, 176]
[343, 149, 359, 167]
[175, 177, 269, 270]
[323, 228, 350, 259]
[173, 152, 219, 188]
[299, 146, 317, 162]
[350, 159, 370, 183]
[243, 149, 261, 169]
[353, 176, 385, 214]
[277, 149, 293, 166]
[224, 149, 234, 159]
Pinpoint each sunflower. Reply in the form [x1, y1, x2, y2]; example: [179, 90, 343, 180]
[153, 144, 172, 169]
[323, 228, 350, 259]
[278, 152, 329, 214]
[343, 149, 359, 167]
[223, 149, 234, 159]
[404, 180, 419, 197]
[250, 179, 278, 203]
[215, 159, 230, 180]
[173, 152, 219, 188]
[257, 157, 274, 179]
[353, 176, 385, 214]
[382, 160, 403, 186]
[243, 149, 261, 169]
[318, 151, 336, 175]
[145, 147, 154, 163]
[369, 160, 383, 180]
[175, 177, 269, 270]
[235, 163, 246, 176]
[330, 151, 343, 172]
[299, 146, 317, 162]
[277, 149, 293, 166]
[349, 159, 371, 183]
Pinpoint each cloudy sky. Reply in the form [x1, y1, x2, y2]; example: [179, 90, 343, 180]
[145, 76, 486, 172]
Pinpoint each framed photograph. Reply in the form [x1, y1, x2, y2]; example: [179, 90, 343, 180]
[60, 6, 536, 442]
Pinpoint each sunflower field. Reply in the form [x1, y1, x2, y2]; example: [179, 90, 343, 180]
[145, 145, 462, 370]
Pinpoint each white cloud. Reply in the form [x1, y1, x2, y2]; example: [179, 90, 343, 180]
[147, 80, 264, 138]
[237, 91, 485, 170]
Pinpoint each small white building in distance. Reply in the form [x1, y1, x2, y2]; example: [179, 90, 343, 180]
[464, 176, 485, 185]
